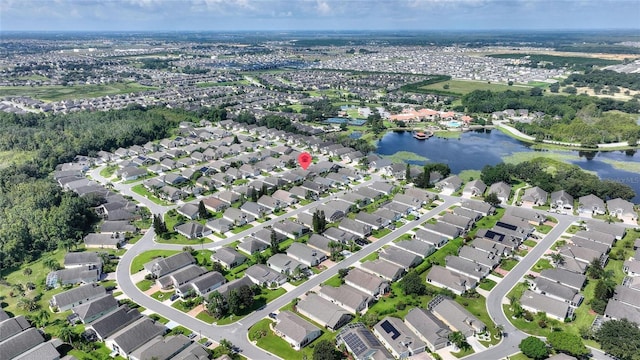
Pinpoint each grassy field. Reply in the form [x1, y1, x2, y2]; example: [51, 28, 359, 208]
[131, 184, 173, 206]
[458, 169, 482, 182]
[420, 79, 530, 95]
[0, 82, 156, 101]
[381, 150, 429, 164]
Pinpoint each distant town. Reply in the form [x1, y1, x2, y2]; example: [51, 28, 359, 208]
[1, 29, 639, 360]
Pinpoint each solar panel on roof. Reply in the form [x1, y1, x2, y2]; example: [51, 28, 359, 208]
[343, 333, 367, 355]
[362, 330, 381, 346]
[496, 221, 518, 231]
[380, 319, 401, 340]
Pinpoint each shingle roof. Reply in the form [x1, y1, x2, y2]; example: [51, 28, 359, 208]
[108, 317, 165, 355]
[88, 306, 142, 340]
[72, 294, 118, 323]
[275, 311, 321, 344]
[297, 294, 352, 330]
[52, 283, 106, 309]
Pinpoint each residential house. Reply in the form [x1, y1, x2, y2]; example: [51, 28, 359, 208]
[306, 234, 337, 256]
[245, 264, 287, 287]
[440, 213, 474, 232]
[457, 246, 501, 269]
[471, 238, 511, 257]
[185, 271, 226, 297]
[422, 222, 461, 239]
[380, 247, 422, 268]
[143, 252, 196, 278]
[394, 239, 435, 259]
[211, 247, 247, 269]
[607, 198, 638, 224]
[445, 256, 490, 281]
[274, 311, 322, 350]
[344, 268, 389, 297]
[175, 222, 211, 239]
[297, 294, 352, 331]
[267, 254, 307, 276]
[462, 180, 486, 198]
[428, 295, 485, 337]
[585, 220, 626, 240]
[521, 186, 548, 207]
[177, 203, 200, 220]
[414, 229, 449, 248]
[426, 266, 477, 295]
[539, 268, 586, 291]
[551, 190, 574, 211]
[452, 207, 482, 222]
[286, 242, 327, 267]
[318, 284, 373, 315]
[460, 200, 495, 216]
[404, 308, 451, 352]
[105, 317, 166, 358]
[360, 259, 405, 282]
[205, 218, 234, 234]
[520, 290, 573, 321]
[336, 323, 394, 360]
[339, 218, 372, 239]
[435, 175, 463, 195]
[64, 252, 102, 270]
[373, 317, 426, 359]
[505, 207, 546, 225]
[578, 194, 606, 216]
[87, 306, 142, 341]
[223, 207, 254, 226]
[273, 220, 310, 239]
[531, 277, 584, 307]
[50, 283, 106, 311]
[84, 233, 125, 249]
[488, 181, 512, 204]
[71, 294, 118, 324]
[323, 227, 358, 244]
[604, 300, 640, 325]
[160, 264, 207, 290]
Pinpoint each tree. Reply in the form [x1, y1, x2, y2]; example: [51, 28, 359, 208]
[228, 289, 241, 315]
[448, 331, 468, 351]
[17, 297, 38, 311]
[550, 253, 564, 266]
[206, 291, 227, 319]
[547, 332, 589, 358]
[361, 311, 379, 328]
[399, 270, 426, 296]
[530, 87, 544, 96]
[405, 163, 411, 181]
[58, 325, 75, 343]
[270, 230, 279, 253]
[596, 319, 640, 360]
[587, 258, 604, 279]
[312, 210, 326, 233]
[238, 284, 254, 309]
[484, 192, 501, 207]
[23, 267, 32, 278]
[34, 309, 50, 328]
[519, 336, 549, 360]
[313, 339, 340, 360]
[198, 200, 208, 219]
[219, 338, 234, 353]
[43, 257, 60, 271]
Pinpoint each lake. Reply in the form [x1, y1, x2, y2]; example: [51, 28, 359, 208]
[376, 130, 640, 203]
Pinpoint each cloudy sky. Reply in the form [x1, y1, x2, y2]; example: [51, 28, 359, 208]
[1, 0, 639, 32]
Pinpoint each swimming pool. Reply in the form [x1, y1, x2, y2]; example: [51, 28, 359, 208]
[447, 120, 462, 128]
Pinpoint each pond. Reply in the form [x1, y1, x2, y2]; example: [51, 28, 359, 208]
[376, 130, 640, 203]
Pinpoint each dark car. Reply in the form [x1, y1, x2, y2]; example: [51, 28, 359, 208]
[170, 294, 179, 301]
[268, 312, 277, 319]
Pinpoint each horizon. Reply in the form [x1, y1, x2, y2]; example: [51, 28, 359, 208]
[1, 0, 639, 32]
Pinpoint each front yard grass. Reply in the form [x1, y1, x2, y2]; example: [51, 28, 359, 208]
[500, 258, 518, 271]
[532, 259, 553, 272]
[196, 310, 216, 324]
[323, 274, 343, 287]
[478, 278, 497, 291]
[131, 184, 172, 205]
[136, 279, 154, 291]
[360, 251, 379, 263]
[536, 224, 553, 234]
[231, 223, 253, 234]
[249, 319, 302, 360]
[151, 290, 174, 301]
[523, 240, 537, 247]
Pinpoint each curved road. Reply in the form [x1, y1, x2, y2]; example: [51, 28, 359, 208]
[92, 165, 617, 360]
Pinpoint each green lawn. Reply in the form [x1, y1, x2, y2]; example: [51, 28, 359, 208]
[231, 223, 253, 234]
[151, 290, 174, 301]
[250, 319, 303, 359]
[536, 224, 553, 234]
[452, 347, 475, 358]
[196, 310, 216, 324]
[131, 184, 172, 205]
[323, 274, 343, 287]
[136, 279, 154, 291]
[215, 288, 287, 325]
[523, 240, 537, 247]
[99, 165, 117, 178]
[360, 251, 379, 262]
[420, 79, 528, 95]
[532, 259, 553, 272]
[0, 82, 156, 101]
[171, 300, 196, 313]
[478, 278, 497, 291]
[372, 228, 392, 238]
[130, 250, 180, 274]
[500, 258, 518, 271]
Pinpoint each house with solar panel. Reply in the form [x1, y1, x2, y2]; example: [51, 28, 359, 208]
[373, 317, 426, 359]
[337, 323, 394, 360]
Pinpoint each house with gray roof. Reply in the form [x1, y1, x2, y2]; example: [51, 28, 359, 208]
[392, 193, 424, 210]
[435, 175, 463, 195]
[184, 271, 226, 298]
[323, 227, 358, 244]
[520, 290, 573, 321]
[488, 181, 512, 204]
[48, 266, 101, 287]
[12, 340, 60, 360]
[521, 186, 548, 207]
[476, 228, 520, 251]
[318, 284, 373, 315]
[574, 230, 616, 248]
[84, 233, 125, 249]
[471, 237, 511, 256]
[428, 295, 485, 337]
[337, 323, 394, 360]
[612, 285, 640, 309]
[505, 207, 546, 225]
[0, 316, 31, 342]
[129, 334, 197, 360]
[414, 229, 449, 248]
[383, 201, 412, 216]
[0, 327, 48, 360]
[339, 218, 372, 239]
[238, 237, 269, 255]
[422, 222, 461, 239]
[462, 179, 486, 198]
[380, 247, 422, 268]
[223, 207, 254, 226]
[551, 190, 574, 211]
[570, 236, 610, 254]
[404, 187, 435, 203]
[373, 316, 426, 359]
[539, 268, 586, 291]
[453, 207, 482, 221]
[87, 306, 142, 341]
[578, 194, 606, 216]
[604, 300, 640, 325]
[267, 254, 307, 275]
[211, 247, 247, 269]
[253, 228, 286, 244]
[355, 212, 391, 231]
[440, 213, 474, 232]
[50, 283, 106, 311]
[162, 264, 207, 290]
[394, 239, 435, 258]
[373, 208, 402, 222]
[212, 276, 254, 299]
[286, 242, 327, 267]
[585, 220, 626, 240]
[72, 294, 118, 324]
[426, 266, 477, 295]
[297, 293, 352, 331]
[445, 256, 491, 281]
[532, 277, 583, 307]
[175, 221, 211, 239]
[607, 198, 638, 224]
[344, 268, 389, 297]
[245, 264, 287, 287]
[458, 246, 501, 269]
[404, 308, 451, 352]
[177, 203, 200, 220]
[559, 244, 606, 273]
[460, 200, 495, 216]
[143, 252, 196, 278]
[205, 218, 234, 234]
[306, 234, 336, 256]
[100, 220, 137, 234]
[360, 259, 405, 282]
[105, 317, 166, 358]
[273, 220, 310, 239]
[274, 311, 322, 350]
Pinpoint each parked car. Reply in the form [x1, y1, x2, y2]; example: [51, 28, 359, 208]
[268, 313, 277, 319]
[170, 294, 179, 301]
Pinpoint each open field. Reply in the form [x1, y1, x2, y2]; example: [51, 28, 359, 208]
[420, 79, 531, 95]
[0, 150, 35, 168]
[0, 82, 156, 101]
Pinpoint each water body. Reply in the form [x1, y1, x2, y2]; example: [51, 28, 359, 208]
[376, 130, 640, 203]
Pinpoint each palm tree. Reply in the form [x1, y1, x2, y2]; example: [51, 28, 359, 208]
[57, 325, 75, 343]
[448, 331, 466, 351]
[17, 297, 38, 311]
[550, 253, 564, 266]
[219, 338, 233, 353]
[23, 267, 32, 278]
[495, 324, 504, 338]
[43, 258, 60, 271]
[35, 310, 50, 328]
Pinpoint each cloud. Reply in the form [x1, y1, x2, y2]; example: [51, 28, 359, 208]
[316, 0, 331, 15]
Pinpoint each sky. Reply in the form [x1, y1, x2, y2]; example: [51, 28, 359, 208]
[1, 0, 639, 32]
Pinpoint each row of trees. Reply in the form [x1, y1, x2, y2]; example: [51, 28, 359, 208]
[205, 284, 255, 319]
[564, 69, 640, 92]
[480, 159, 636, 200]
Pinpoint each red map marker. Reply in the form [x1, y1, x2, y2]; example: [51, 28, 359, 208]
[298, 152, 312, 170]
